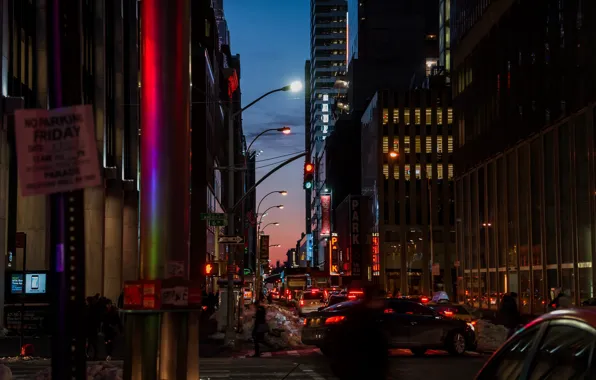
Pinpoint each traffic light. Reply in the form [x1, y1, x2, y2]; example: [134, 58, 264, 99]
[204, 262, 219, 276]
[303, 162, 314, 189]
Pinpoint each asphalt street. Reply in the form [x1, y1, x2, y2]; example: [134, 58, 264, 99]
[3, 352, 487, 379]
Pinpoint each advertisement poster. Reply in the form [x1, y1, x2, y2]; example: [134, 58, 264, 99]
[320, 194, 331, 236]
[260, 235, 270, 261]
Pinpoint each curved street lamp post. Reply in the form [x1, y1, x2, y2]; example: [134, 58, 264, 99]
[225, 82, 301, 344]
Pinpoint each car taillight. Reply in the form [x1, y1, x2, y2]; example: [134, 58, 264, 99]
[383, 308, 394, 314]
[421, 297, 429, 303]
[300, 300, 304, 306]
[443, 311, 454, 317]
[325, 316, 346, 325]
[303, 319, 308, 326]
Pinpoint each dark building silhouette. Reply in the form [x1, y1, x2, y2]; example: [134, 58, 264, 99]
[452, 0, 596, 313]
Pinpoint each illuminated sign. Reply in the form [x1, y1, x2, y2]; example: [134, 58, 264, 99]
[351, 197, 361, 277]
[320, 195, 331, 236]
[330, 235, 339, 276]
[372, 233, 380, 276]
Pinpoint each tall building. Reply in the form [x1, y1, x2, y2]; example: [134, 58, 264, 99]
[346, 0, 439, 114]
[0, 0, 141, 327]
[452, 0, 596, 313]
[304, 60, 312, 235]
[308, 0, 348, 269]
[189, 0, 242, 291]
[360, 89, 454, 294]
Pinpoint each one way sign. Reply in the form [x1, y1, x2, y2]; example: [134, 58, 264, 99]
[218, 235, 244, 244]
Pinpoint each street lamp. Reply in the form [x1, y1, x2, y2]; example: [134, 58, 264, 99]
[256, 191, 287, 218]
[225, 82, 301, 344]
[261, 222, 280, 233]
[258, 205, 284, 226]
[389, 151, 399, 158]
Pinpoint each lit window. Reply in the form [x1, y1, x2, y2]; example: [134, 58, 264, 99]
[322, 104, 329, 112]
[323, 94, 329, 101]
[322, 114, 329, 123]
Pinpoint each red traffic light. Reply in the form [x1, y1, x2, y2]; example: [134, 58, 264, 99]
[305, 163, 314, 173]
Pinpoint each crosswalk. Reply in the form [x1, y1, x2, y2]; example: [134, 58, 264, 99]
[5, 359, 336, 380]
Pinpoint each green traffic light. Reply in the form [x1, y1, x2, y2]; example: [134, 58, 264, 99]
[304, 181, 312, 189]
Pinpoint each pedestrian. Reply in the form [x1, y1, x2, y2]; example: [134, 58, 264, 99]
[102, 301, 122, 361]
[325, 286, 389, 379]
[251, 300, 268, 357]
[85, 297, 99, 360]
[498, 292, 521, 338]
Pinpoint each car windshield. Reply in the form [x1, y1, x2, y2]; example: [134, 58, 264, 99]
[303, 292, 321, 300]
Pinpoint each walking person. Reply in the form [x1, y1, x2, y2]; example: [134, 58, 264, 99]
[498, 292, 521, 338]
[251, 300, 268, 357]
[85, 297, 100, 360]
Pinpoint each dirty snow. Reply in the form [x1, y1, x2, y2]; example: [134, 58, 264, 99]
[33, 362, 122, 380]
[475, 319, 508, 351]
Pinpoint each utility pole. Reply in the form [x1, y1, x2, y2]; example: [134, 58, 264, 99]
[46, 1, 87, 378]
[225, 105, 236, 344]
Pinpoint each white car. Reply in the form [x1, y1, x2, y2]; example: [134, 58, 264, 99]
[298, 290, 324, 315]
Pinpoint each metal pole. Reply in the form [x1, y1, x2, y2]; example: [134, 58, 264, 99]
[19, 234, 26, 354]
[225, 104, 236, 344]
[137, 1, 191, 378]
[47, 1, 87, 378]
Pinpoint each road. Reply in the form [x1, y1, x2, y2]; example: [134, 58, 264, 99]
[4, 350, 487, 379]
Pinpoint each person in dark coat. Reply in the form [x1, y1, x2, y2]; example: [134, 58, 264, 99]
[251, 300, 268, 357]
[325, 286, 389, 380]
[85, 297, 100, 360]
[498, 292, 521, 338]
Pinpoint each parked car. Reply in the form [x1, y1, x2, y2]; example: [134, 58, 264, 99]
[476, 308, 596, 379]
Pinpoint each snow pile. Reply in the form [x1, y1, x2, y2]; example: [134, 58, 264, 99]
[265, 304, 306, 349]
[0, 357, 49, 364]
[33, 362, 122, 380]
[0, 365, 12, 380]
[476, 319, 508, 351]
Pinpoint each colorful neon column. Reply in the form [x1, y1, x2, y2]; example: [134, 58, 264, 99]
[136, 0, 193, 379]
[140, 0, 190, 280]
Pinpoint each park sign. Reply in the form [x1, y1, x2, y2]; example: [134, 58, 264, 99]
[14, 105, 101, 196]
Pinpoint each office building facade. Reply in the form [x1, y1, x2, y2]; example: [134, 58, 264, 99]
[308, 0, 348, 268]
[452, 0, 596, 313]
[361, 89, 455, 295]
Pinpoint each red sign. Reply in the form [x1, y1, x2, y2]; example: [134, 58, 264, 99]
[320, 195, 331, 236]
[123, 280, 162, 310]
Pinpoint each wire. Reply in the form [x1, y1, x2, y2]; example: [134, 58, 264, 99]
[255, 151, 305, 163]
[256, 155, 305, 170]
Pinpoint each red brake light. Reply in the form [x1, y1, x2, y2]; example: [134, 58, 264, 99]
[325, 316, 346, 325]
[421, 297, 429, 303]
[443, 311, 454, 317]
[303, 319, 308, 326]
[300, 300, 304, 306]
[384, 308, 394, 314]
[406, 312, 414, 315]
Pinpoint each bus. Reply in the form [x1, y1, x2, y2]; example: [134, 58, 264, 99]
[282, 274, 310, 305]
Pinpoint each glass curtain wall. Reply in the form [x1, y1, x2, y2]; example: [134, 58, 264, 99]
[456, 106, 596, 314]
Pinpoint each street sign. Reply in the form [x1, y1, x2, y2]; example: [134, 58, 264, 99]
[200, 213, 226, 221]
[218, 235, 244, 244]
[14, 105, 102, 196]
[209, 219, 228, 227]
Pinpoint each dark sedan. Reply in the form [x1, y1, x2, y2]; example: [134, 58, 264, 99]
[302, 298, 477, 356]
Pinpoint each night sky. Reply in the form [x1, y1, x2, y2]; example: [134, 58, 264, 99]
[226, 0, 309, 264]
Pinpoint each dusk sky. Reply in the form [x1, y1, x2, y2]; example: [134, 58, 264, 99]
[226, 1, 309, 264]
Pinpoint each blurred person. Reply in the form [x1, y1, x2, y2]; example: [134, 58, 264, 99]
[325, 285, 389, 380]
[549, 288, 572, 310]
[252, 299, 268, 357]
[85, 297, 100, 360]
[498, 292, 520, 338]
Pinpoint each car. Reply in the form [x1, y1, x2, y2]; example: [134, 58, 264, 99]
[298, 289, 325, 315]
[302, 298, 477, 356]
[428, 303, 482, 324]
[476, 308, 596, 379]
